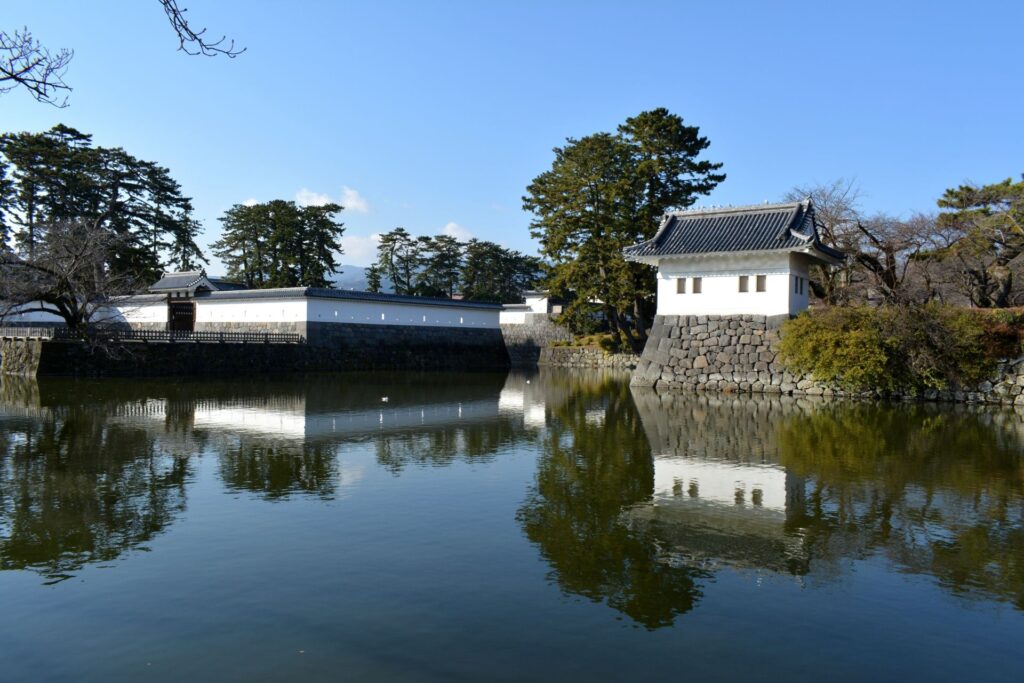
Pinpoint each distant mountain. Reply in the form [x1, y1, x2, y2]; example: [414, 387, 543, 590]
[330, 264, 393, 292]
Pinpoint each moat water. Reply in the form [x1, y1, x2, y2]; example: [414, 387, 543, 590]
[1, 370, 1022, 681]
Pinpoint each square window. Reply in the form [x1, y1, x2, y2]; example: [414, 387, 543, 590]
[692, 277, 702, 294]
[676, 277, 686, 294]
[738, 275, 749, 293]
[756, 275, 766, 292]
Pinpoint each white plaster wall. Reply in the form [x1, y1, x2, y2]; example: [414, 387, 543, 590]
[525, 294, 549, 314]
[307, 297, 498, 328]
[499, 310, 528, 325]
[110, 300, 167, 325]
[196, 297, 309, 325]
[788, 254, 812, 316]
[1, 300, 167, 326]
[654, 252, 799, 317]
[5, 294, 500, 330]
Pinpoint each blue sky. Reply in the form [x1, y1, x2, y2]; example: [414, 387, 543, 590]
[3, 0, 1021, 270]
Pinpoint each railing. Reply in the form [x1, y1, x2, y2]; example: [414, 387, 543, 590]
[0, 326, 305, 344]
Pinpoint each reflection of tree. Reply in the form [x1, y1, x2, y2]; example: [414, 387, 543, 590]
[0, 405, 188, 583]
[373, 419, 520, 474]
[518, 374, 705, 629]
[632, 389, 1024, 610]
[219, 441, 337, 500]
[776, 403, 1024, 609]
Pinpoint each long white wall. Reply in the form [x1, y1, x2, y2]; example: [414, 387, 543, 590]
[655, 251, 812, 317]
[196, 297, 308, 326]
[307, 296, 498, 328]
[2, 294, 500, 330]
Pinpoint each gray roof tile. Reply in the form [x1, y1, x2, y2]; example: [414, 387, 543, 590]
[623, 199, 844, 261]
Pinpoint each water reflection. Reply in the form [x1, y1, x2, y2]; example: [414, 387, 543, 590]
[631, 390, 1024, 611]
[0, 383, 190, 583]
[1, 370, 1023, 626]
[517, 372, 707, 630]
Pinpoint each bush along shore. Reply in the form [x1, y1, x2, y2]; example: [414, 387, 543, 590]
[631, 305, 1024, 405]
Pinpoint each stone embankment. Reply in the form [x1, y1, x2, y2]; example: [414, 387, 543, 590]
[538, 346, 638, 370]
[0, 323, 509, 377]
[500, 314, 573, 366]
[631, 313, 1024, 406]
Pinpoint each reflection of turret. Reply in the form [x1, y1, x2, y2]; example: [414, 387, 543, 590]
[629, 389, 820, 575]
[630, 388, 1024, 607]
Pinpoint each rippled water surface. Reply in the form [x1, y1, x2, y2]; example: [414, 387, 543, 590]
[1, 370, 1023, 681]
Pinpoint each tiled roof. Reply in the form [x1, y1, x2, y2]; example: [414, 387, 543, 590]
[149, 270, 211, 292]
[623, 199, 844, 261]
[197, 287, 504, 309]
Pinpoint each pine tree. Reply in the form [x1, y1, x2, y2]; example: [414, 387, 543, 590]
[523, 108, 724, 349]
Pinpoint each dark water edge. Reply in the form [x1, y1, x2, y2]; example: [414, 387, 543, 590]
[1, 370, 1022, 681]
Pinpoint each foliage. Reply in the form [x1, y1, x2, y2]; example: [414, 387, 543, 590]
[367, 229, 541, 302]
[211, 199, 345, 288]
[460, 238, 541, 303]
[516, 373, 706, 628]
[778, 304, 1016, 392]
[935, 177, 1024, 308]
[0, 124, 204, 280]
[524, 108, 724, 351]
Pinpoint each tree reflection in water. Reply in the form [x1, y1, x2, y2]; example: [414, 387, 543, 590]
[632, 390, 1024, 612]
[517, 371, 707, 630]
[0, 393, 190, 583]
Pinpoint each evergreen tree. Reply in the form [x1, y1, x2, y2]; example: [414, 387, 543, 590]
[523, 108, 724, 349]
[212, 199, 345, 288]
[415, 234, 463, 297]
[374, 227, 421, 295]
[0, 124, 204, 280]
[936, 177, 1024, 307]
[365, 264, 383, 293]
[299, 203, 346, 288]
[461, 239, 542, 302]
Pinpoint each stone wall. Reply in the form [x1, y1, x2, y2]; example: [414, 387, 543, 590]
[538, 346, 639, 370]
[500, 314, 573, 366]
[0, 322, 509, 377]
[631, 314, 792, 393]
[630, 313, 1024, 406]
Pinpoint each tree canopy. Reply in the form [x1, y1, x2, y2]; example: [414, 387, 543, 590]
[211, 199, 346, 288]
[790, 176, 1024, 308]
[0, 124, 204, 280]
[523, 108, 724, 350]
[367, 228, 541, 302]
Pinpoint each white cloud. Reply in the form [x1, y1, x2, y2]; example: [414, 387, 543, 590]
[340, 186, 370, 213]
[441, 221, 473, 240]
[241, 197, 260, 207]
[340, 233, 381, 265]
[295, 188, 333, 207]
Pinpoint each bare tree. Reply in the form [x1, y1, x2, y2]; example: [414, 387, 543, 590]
[784, 179, 863, 304]
[2, 2, 242, 106]
[854, 213, 938, 304]
[0, 28, 72, 107]
[159, 0, 245, 57]
[0, 219, 142, 335]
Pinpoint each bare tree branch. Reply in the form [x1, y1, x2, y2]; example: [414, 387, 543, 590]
[0, 28, 72, 107]
[159, 0, 245, 58]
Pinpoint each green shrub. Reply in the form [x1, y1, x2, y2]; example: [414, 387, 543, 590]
[779, 304, 1013, 393]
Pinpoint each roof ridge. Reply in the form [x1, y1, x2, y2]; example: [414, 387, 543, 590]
[666, 200, 803, 217]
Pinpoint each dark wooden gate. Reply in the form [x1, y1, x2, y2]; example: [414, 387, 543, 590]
[168, 301, 196, 332]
